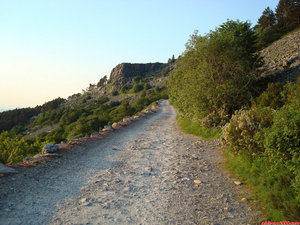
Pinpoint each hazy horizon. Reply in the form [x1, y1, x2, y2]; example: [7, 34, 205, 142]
[0, 0, 278, 110]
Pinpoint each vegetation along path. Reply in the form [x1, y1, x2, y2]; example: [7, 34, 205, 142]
[0, 100, 259, 224]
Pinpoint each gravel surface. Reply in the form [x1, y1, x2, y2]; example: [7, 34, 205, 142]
[0, 100, 260, 225]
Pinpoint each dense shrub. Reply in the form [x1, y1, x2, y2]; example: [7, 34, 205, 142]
[132, 83, 144, 93]
[254, 82, 284, 109]
[263, 100, 300, 161]
[112, 90, 119, 96]
[222, 107, 274, 156]
[143, 82, 151, 90]
[168, 20, 260, 126]
[0, 131, 45, 163]
[223, 80, 300, 220]
[255, 27, 280, 50]
[121, 84, 133, 93]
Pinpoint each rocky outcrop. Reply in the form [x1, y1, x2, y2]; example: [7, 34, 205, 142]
[109, 62, 167, 86]
[42, 143, 60, 154]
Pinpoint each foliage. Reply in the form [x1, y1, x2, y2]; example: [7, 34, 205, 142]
[0, 131, 45, 163]
[225, 148, 299, 221]
[121, 84, 133, 93]
[255, 27, 280, 49]
[254, 0, 300, 45]
[0, 97, 66, 133]
[0, 107, 40, 132]
[132, 83, 144, 93]
[275, 0, 300, 35]
[168, 20, 260, 126]
[222, 80, 300, 220]
[253, 82, 284, 109]
[0, 85, 168, 164]
[110, 100, 135, 123]
[112, 90, 119, 96]
[143, 82, 151, 90]
[161, 66, 169, 77]
[257, 7, 277, 28]
[222, 106, 274, 156]
[41, 97, 66, 112]
[263, 98, 300, 161]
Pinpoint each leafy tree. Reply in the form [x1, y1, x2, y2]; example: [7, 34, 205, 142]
[168, 20, 260, 126]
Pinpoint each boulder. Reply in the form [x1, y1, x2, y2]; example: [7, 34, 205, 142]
[70, 138, 80, 142]
[34, 153, 61, 159]
[90, 131, 101, 138]
[102, 125, 113, 132]
[123, 118, 131, 124]
[143, 108, 154, 114]
[0, 163, 18, 174]
[111, 123, 119, 129]
[42, 143, 59, 154]
[57, 143, 71, 150]
[151, 103, 159, 109]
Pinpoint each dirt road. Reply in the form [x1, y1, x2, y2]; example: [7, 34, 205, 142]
[0, 100, 259, 224]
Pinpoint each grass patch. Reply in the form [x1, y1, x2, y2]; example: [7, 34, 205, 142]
[225, 148, 300, 221]
[177, 117, 222, 140]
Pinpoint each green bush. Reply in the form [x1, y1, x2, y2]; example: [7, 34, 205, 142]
[143, 82, 151, 90]
[168, 20, 260, 126]
[121, 84, 133, 93]
[222, 107, 274, 156]
[254, 82, 284, 109]
[255, 27, 280, 50]
[133, 76, 142, 83]
[132, 83, 144, 93]
[0, 131, 45, 163]
[112, 90, 119, 96]
[161, 67, 169, 77]
[223, 81, 300, 220]
[263, 101, 300, 161]
[109, 100, 135, 122]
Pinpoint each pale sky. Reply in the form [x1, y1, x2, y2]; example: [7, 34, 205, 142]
[0, 0, 278, 110]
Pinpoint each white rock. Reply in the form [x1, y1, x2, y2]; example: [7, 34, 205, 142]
[79, 198, 89, 203]
[234, 181, 242, 185]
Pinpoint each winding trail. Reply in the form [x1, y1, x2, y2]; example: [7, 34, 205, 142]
[0, 100, 259, 224]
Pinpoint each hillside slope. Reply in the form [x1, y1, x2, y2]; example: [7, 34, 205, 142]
[260, 28, 300, 81]
[0, 61, 172, 164]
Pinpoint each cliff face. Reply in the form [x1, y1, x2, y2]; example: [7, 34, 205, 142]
[109, 62, 167, 85]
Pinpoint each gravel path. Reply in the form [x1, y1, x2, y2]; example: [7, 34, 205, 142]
[0, 100, 259, 225]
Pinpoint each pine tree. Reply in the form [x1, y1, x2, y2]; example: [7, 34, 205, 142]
[275, 0, 300, 34]
[171, 54, 175, 63]
[257, 7, 277, 28]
